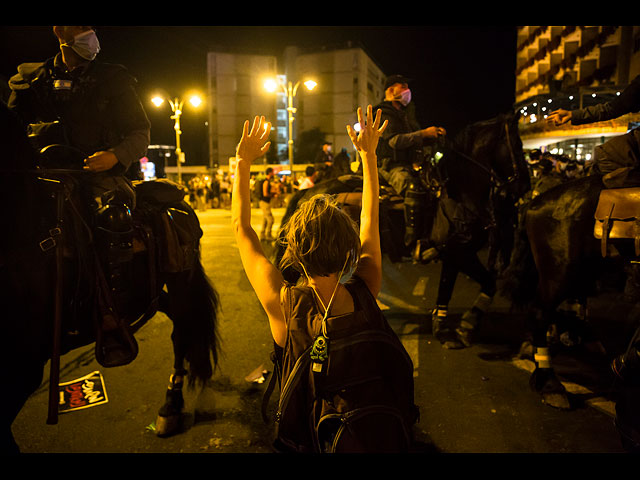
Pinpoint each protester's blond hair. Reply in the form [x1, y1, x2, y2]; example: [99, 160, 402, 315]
[279, 194, 360, 278]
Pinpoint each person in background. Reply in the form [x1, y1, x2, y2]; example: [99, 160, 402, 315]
[299, 165, 317, 190]
[547, 74, 640, 187]
[258, 167, 276, 240]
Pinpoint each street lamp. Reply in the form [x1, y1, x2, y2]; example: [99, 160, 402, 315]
[264, 77, 317, 174]
[151, 93, 203, 184]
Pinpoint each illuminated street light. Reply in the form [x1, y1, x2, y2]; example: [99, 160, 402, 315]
[264, 76, 317, 174]
[151, 92, 203, 184]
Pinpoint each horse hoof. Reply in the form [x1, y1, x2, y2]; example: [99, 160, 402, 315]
[442, 339, 465, 350]
[542, 392, 571, 410]
[518, 341, 534, 360]
[455, 325, 474, 348]
[154, 414, 182, 437]
[530, 368, 571, 410]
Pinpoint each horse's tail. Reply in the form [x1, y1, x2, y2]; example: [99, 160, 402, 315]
[168, 249, 221, 388]
[499, 204, 538, 310]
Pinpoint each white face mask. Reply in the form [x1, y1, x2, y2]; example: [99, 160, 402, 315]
[62, 30, 101, 61]
[394, 89, 412, 106]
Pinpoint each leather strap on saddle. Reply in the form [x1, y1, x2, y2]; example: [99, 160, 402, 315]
[594, 187, 640, 257]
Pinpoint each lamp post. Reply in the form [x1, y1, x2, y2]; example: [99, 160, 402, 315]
[151, 93, 202, 184]
[264, 77, 317, 175]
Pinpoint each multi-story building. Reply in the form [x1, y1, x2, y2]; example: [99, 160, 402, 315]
[205, 42, 386, 172]
[515, 26, 640, 162]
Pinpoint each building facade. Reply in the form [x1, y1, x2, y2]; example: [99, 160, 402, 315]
[205, 43, 386, 170]
[516, 26, 640, 161]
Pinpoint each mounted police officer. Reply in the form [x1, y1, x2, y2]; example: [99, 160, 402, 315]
[374, 74, 446, 251]
[7, 26, 150, 335]
[547, 74, 640, 188]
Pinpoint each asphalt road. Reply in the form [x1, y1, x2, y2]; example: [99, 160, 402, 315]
[10, 205, 634, 454]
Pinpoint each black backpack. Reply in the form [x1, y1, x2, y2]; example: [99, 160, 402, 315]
[266, 275, 419, 453]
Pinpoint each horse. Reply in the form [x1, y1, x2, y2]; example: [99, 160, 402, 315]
[0, 103, 221, 453]
[421, 112, 530, 348]
[500, 164, 640, 450]
[274, 112, 529, 349]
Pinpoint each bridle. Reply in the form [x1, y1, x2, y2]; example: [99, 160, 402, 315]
[441, 118, 521, 190]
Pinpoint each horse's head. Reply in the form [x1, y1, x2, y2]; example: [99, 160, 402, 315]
[493, 111, 530, 200]
[444, 111, 529, 201]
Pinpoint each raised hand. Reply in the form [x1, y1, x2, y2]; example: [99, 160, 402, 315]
[346, 105, 388, 155]
[236, 116, 272, 163]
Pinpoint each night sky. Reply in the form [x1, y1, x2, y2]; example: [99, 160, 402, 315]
[0, 25, 517, 163]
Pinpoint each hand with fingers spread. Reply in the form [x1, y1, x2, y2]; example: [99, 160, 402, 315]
[236, 116, 272, 163]
[347, 105, 388, 157]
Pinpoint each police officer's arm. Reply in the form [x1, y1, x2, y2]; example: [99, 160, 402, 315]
[387, 126, 445, 150]
[232, 117, 287, 346]
[549, 74, 640, 126]
[6, 63, 43, 127]
[86, 69, 151, 173]
[347, 106, 388, 297]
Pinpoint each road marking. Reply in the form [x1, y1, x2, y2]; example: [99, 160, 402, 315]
[377, 292, 424, 314]
[412, 276, 428, 297]
[511, 358, 616, 417]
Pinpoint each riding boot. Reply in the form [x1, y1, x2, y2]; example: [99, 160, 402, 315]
[93, 194, 138, 367]
[456, 292, 492, 347]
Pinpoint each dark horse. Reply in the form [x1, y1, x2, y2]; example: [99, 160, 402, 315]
[501, 165, 640, 451]
[275, 112, 529, 348]
[1, 104, 221, 453]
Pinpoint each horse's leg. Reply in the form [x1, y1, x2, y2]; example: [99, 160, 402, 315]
[155, 364, 187, 437]
[154, 261, 220, 437]
[526, 229, 572, 409]
[151, 286, 186, 436]
[528, 305, 572, 409]
[448, 244, 497, 347]
[432, 255, 464, 349]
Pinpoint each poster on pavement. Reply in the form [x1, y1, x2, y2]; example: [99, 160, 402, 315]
[58, 371, 109, 414]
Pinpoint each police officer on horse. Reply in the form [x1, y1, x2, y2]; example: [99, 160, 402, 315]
[374, 74, 446, 251]
[7, 26, 151, 350]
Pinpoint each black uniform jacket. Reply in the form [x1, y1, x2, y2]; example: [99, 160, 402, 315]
[8, 53, 150, 175]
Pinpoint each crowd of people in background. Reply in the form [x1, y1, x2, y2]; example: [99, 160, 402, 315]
[182, 146, 589, 214]
[184, 166, 318, 212]
[526, 149, 588, 200]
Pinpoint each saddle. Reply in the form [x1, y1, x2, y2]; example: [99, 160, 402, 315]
[594, 187, 640, 257]
[133, 179, 202, 273]
[53, 178, 200, 367]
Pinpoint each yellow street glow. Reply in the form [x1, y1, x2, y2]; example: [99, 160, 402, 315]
[189, 95, 202, 108]
[264, 79, 278, 93]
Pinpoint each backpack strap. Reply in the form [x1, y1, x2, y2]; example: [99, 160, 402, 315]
[261, 284, 292, 424]
[261, 343, 282, 423]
